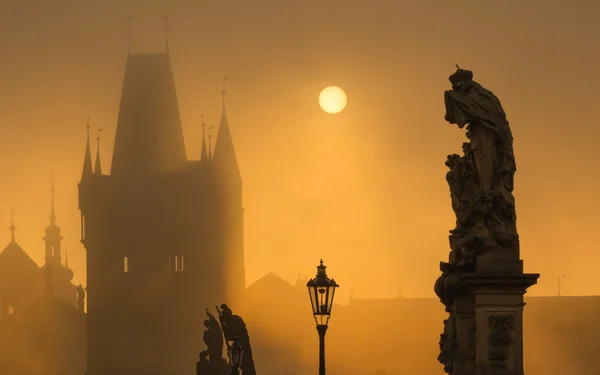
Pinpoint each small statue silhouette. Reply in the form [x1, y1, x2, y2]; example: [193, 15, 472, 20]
[204, 311, 225, 361]
[218, 304, 256, 375]
[77, 284, 85, 311]
[197, 351, 210, 375]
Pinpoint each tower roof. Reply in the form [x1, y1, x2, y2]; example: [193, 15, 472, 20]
[201, 115, 208, 161]
[0, 223, 40, 284]
[213, 92, 241, 183]
[110, 53, 187, 178]
[94, 129, 103, 175]
[80, 118, 93, 180]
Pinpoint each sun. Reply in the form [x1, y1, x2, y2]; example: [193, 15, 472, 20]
[319, 86, 347, 114]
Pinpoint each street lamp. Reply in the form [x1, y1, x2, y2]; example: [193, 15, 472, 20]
[228, 338, 244, 375]
[306, 259, 339, 375]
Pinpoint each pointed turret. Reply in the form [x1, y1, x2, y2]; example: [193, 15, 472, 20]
[201, 115, 208, 161]
[208, 126, 213, 158]
[213, 85, 242, 184]
[81, 118, 93, 180]
[110, 53, 187, 178]
[44, 173, 64, 265]
[94, 129, 103, 175]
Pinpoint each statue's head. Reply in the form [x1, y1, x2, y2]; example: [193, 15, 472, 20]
[449, 67, 473, 91]
[462, 142, 471, 154]
[445, 154, 461, 169]
[220, 303, 232, 317]
[203, 319, 210, 328]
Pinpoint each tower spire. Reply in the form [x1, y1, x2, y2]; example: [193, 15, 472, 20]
[163, 15, 170, 54]
[9, 209, 15, 242]
[208, 125, 214, 158]
[50, 171, 56, 226]
[126, 15, 133, 55]
[81, 117, 93, 180]
[94, 129, 104, 175]
[201, 114, 208, 161]
[222, 77, 229, 110]
[213, 77, 241, 183]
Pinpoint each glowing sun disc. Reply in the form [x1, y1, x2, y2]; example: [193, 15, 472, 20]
[319, 86, 347, 114]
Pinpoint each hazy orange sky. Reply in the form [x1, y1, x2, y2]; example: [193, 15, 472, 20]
[0, 0, 599, 301]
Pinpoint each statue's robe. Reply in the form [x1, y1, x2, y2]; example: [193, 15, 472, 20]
[222, 315, 257, 375]
[444, 80, 519, 249]
[204, 313, 225, 360]
[444, 82, 516, 192]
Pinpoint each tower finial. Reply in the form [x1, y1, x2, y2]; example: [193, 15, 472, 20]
[201, 114, 208, 161]
[126, 14, 133, 55]
[9, 208, 15, 242]
[81, 117, 93, 179]
[222, 77, 229, 108]
[208, 125, 214, 158]
[163, 15, 170, 53]
[94, 129, 104, 175]
[50, 170, 56, 226]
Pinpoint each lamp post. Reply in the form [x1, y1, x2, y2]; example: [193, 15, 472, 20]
[228, 338, 244, 375]
[306, 259, 339, 375]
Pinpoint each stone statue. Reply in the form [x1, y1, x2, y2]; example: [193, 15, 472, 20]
[444, 66, 519, 265]
[199, 310, 230, 375]
[77, 284, 85, 312]
[435, 67, 539, 375]
[204, 311, 225, 361]
[218, 304, 256, 375]
[197, 351, 210, 375]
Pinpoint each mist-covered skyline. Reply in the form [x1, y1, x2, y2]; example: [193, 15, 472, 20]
[1, 0, 599, 300]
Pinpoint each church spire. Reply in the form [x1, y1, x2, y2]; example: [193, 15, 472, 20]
[94, 129, 103, 175]
[208, 125, 213, 158]
[213, 78, 242, 183]
[9, 209, 15, 243]
[81, 117, 93, 180]
[50, 171, 56, 226]
[201, 114, 208, 161]
[44, 172, 64, 264]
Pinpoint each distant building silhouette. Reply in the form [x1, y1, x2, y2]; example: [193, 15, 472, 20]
[0, 181, 83, 374]
[0, 223, 43, 316]
[0, 178, 78, 315]
[79, 51, 245, 374]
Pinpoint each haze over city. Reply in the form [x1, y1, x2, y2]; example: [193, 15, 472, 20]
[1, 0, 599, 303]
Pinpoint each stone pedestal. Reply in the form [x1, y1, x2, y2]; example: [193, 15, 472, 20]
[462, 273, 539, 375]
[437, 250, 539, 375]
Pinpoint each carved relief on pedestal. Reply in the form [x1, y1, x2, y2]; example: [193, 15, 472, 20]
[487, 314, 514, 369]
[438, 317, 456, 374]
[468, 315, 476, 363]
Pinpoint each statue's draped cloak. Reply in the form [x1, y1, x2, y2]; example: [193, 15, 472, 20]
[204, 312, 224, 358]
